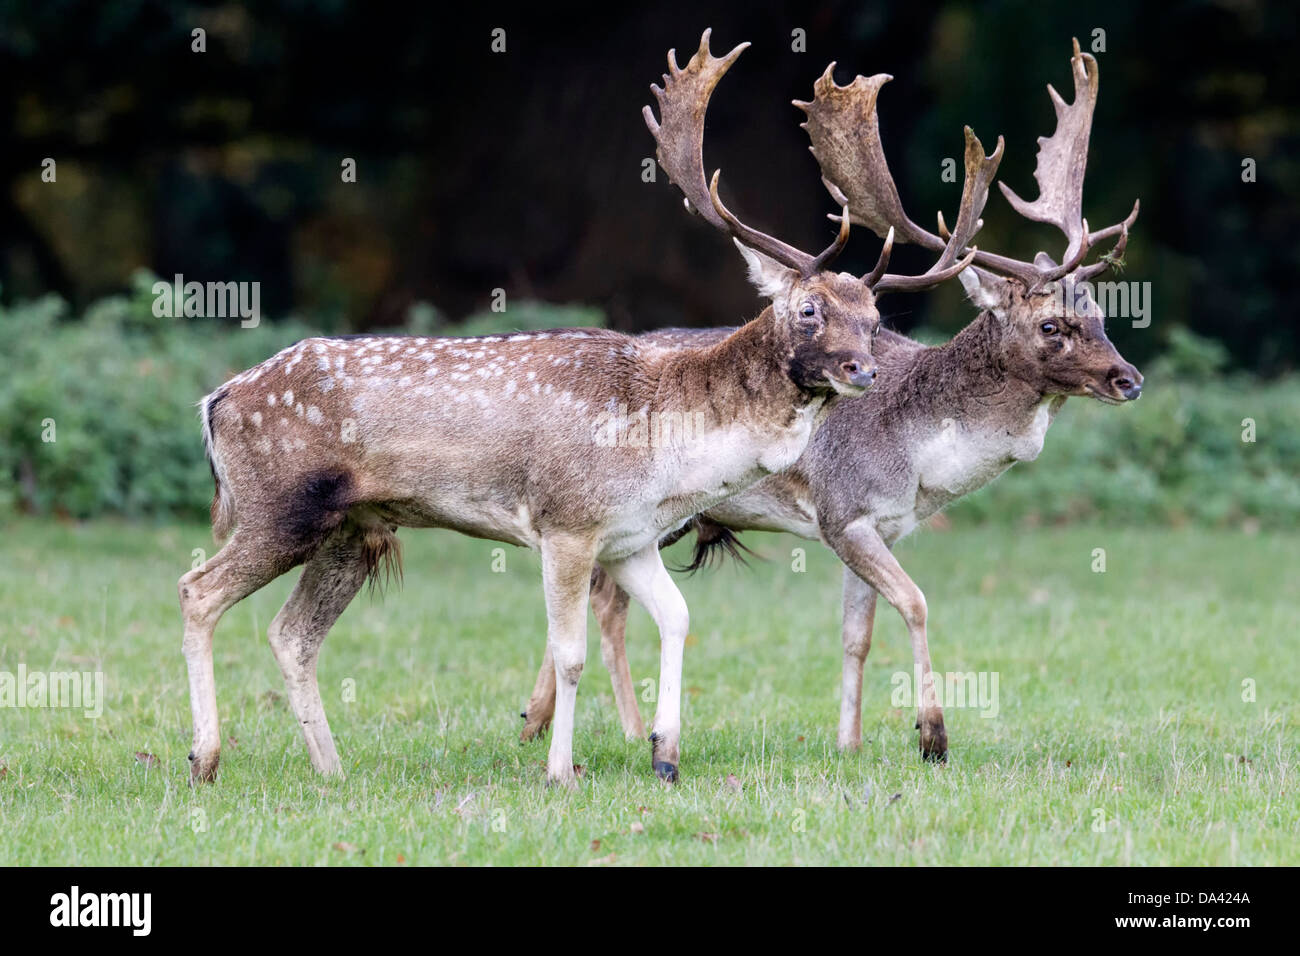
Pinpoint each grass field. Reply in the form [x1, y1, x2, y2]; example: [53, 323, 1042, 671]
[0, 517, 1295, 865]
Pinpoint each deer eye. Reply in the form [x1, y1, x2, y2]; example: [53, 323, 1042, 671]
[1040, 321, 1059, 335]
[800, 302, 817, 318]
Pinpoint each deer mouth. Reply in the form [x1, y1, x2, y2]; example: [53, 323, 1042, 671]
[825, 373, 872, 397]
[1085, 385, 1128, 405]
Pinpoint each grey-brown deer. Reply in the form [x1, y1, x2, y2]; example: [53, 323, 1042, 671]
[521, 38, 1142, 760]
[177, 30, 976, 787]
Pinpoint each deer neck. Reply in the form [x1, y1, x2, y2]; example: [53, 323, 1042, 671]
[661, 308, 830, 473]
[913, 311, 1049, 426]
[903, 313, 1064, 508]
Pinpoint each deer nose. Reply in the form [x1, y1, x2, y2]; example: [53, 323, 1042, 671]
[841, 360, 878, 389]
[1110, 364, 1144, 401]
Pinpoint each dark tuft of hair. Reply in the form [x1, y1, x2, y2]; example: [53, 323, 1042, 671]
[668, 517, 759, 575]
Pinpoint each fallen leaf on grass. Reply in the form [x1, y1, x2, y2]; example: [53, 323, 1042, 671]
[0, 764, 8, 780]
[724, 774, 742, 793]
[590, 839, 601, 852]
[695, 832, 720, 844]
[332, 842, 364, 854]
[135, 752, 158, 767]
[630, 822, 645, 834]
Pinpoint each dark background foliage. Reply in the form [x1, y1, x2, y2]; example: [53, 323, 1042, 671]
[1, 0, 1296, 524]
[3, 0, 1296, 371]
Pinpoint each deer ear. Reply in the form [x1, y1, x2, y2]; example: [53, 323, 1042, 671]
[958, 266, 1008, 314]
[734, 239, 798, 301]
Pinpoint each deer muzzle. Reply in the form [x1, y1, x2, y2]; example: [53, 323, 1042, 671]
[828, 357, 879, 395]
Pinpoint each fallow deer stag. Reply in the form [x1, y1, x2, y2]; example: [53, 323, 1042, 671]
[522, 39, 1142, 762]
[178, 29, 975, 787]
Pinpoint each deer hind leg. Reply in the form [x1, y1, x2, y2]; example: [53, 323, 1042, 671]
[829, 518, 947, 762]
[178, 531, 299, 783]
[540, 532, 598, 787]
[267, 517, 389, 776]
[838, 567, 879, 752]
[602, 543, 689, 782]
[520, 644, 557, 742]
[592, 568, 643, 739]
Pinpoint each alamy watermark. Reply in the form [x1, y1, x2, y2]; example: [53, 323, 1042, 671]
[1050, 279, 1151, 328]
[50, 886, 150, 936]
[591, 404, 710, 448]
[151, 273, 261, 327]
[891, 665, 999, 718]
[0, 664, 104, 718]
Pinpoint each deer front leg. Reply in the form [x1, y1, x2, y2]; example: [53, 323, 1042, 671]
[540, 533, 597, 787]
[602, 543, 689, 782]
[591, 567, 644, 739]
[520, 568, 641, 742]
[838, 566, 879, 751]
[829, 519, 947, 761]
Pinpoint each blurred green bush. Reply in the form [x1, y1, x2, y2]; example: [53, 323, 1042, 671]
[0, 287, 1293, 527]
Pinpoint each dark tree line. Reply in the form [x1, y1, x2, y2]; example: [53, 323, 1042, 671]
[2, 0, 1296, 372]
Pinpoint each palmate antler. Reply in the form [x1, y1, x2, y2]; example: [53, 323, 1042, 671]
[643, 30, 976, 290]
[802, 38, 1138, 291]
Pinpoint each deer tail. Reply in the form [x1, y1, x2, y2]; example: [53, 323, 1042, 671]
[200, 388, 236, 542]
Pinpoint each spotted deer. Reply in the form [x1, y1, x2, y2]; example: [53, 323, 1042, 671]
[522, 39, 1143, 761]
[178, 30, 977, 787]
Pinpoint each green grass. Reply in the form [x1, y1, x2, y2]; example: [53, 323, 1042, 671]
[0, 517, 1295, 865]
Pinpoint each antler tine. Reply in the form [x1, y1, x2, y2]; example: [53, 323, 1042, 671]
[996, 37, 1097, 264]
[862, 226, 895, 286]
[1085, 198, 1140, 249]
[646, 30, 848, 277]
[873, 246, 979, 294]
[707, 171, 829, 274]
[1075, 216, 1132, 281]
[1032, 221, 1092, 285]
[943, 127, 1004, 263]
[809, 202, 852, 272]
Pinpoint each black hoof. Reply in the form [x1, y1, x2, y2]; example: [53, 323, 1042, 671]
[648, 732, 679, 783]
[920, 747, 948, 763]
[653, 761, 679, 782]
